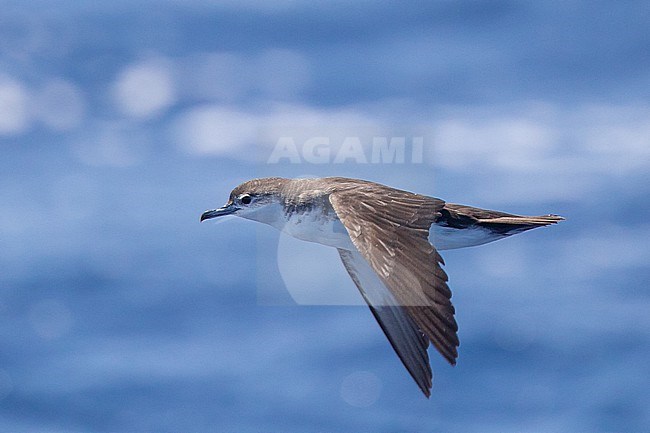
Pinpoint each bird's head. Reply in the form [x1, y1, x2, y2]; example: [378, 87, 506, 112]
[200, 177, 289, 224]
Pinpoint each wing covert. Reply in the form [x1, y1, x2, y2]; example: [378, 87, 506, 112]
[329, 187, 459, 365]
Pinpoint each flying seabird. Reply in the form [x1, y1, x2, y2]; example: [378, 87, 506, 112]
[201, 177, 563, 397]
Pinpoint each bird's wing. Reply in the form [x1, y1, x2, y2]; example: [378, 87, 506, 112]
[329, 188, 459, 366]
[337, 248, 433, 397]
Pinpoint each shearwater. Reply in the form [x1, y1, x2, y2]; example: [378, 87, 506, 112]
[201, 177, 563, 397]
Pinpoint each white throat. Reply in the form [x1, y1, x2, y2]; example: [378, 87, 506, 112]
[240, 201, 354, 249]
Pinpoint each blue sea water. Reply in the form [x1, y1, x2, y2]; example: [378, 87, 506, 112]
[1, 2, 649, 432]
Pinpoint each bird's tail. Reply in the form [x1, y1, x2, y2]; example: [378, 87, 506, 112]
[476, 214, 564, 234]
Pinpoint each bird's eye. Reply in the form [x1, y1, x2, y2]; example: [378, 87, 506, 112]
[240, 194, 252, 205]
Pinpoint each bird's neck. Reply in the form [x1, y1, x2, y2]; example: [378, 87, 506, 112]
[245, 197, 353, 249]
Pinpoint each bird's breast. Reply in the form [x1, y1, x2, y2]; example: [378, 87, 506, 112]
[280, 205, 354, 249]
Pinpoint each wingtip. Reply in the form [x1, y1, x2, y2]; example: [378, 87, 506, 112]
[418, 357, 456, 398]
[417, 379, 432, 398]
[445, 345, 459, 366]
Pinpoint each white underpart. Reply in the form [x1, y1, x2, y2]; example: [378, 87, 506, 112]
[280, 213, 503, 252]
[281, 210, 355, 249]
[240, 202, 355, 250]
[240, 201, 503, 251]
[429, 225, 503, 250]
